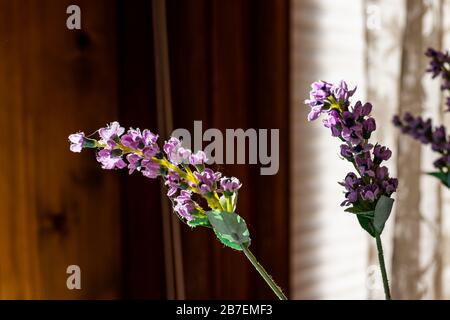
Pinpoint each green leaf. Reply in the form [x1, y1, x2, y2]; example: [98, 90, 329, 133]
[206, 211, 251, 250]
[427, 171, 450, 188]
[345, 207, 375, 217]
[187, 215, 211, 228]
[357, 215, 376, 238]
[212, 228, 242, 250]
[373, 195, 394, 235]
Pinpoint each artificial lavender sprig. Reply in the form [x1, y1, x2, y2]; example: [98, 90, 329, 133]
[393, 113, 450, 187]
[305, 80, 397, 299]
[393, 48, 450, 188]
[425, 48, 450, 111]
[69, 122, 287, 300]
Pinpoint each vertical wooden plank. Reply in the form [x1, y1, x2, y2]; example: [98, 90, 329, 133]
[251, 0, 290, 299]
[0, 0, 121, 298]
[209, 0, 254, 299]
[0, 0, 42, 298]
[117, 0, 167, 299]
[166, 0, 215, 299]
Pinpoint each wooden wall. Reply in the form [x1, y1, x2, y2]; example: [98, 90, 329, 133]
[0, 0, 121, 298]
[0, 0, 289, 299]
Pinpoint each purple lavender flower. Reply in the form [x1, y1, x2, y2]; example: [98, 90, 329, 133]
[190, 150, 208, 165]
[68, 132, 85, 153]
[194, 168, 222, 194]
[426, 48, 450, 110]
[165, 170, 180, 197]
[305, 80, 356, 122]
[126, 153, 142, 174]
[305, 80, 332, 121]
[99, 122, 125, 147]
[373, 145, 392, 162]
[173, 190, 195, 221]
[332, 80, 356, 103]
[426, 48, 450, 78]
[96, 149, 127, 170]
[141, 158, 160, 179]
[393, 112, 450, 174]
[341, 111, 364, 144]
[219, 177, 242, 193]
[355, 152, 376, 177]
[163, 137, 191, 165]
[340, 144, 353, 159]
[360, 184, 380, 202]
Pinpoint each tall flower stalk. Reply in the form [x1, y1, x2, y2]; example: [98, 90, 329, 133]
[393, 48, 450, 188]
[305, 80, 398, 300]
[69, 122, 287, 300]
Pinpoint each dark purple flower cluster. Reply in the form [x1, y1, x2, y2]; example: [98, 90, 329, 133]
[306, 80, 398, 209]
[393, 113, 450, 171]
[69, 122, 242, 223]
[426, 48, 450, 111]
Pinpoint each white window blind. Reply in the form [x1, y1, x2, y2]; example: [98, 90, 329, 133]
[290, 0, 370, 299]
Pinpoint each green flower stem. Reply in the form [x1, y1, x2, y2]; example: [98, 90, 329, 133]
[241, 244, 287, 300]
[375, 234, 391, 300]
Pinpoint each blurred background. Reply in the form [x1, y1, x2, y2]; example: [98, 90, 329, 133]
[0, 0, 449, 300]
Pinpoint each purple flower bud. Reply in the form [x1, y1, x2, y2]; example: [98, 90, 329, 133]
[165, 170, 180, 197]
[392, 115, 402, 127]
[373, 145, 392, 162]
[363, 118, 376, 135]
[432, 126, 446, 144]
[68, 132, 85, 153]
[362, 103, 372, 116]
[382, 178, 398, 195]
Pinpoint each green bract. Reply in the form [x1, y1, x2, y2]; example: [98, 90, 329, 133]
[348, 195, 394, 237]
[206, 211, 251, 251]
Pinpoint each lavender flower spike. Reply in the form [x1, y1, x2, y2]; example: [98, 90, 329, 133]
[425, 48, 450, 111]
[69, 121, 287, 300]
[305, 79, 397, 300]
